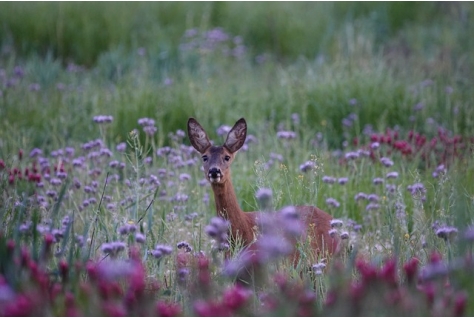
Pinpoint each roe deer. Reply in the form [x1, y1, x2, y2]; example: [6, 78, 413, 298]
[187, 117, 339, 270]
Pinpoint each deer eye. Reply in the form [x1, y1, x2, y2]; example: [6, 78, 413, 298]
[224, 155, 231, 162]
[202, 155, 208, 162]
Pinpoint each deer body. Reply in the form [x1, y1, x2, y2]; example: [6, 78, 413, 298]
[187, 118, 338, 265]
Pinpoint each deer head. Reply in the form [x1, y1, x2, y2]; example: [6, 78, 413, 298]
[187, 118, 247, 185]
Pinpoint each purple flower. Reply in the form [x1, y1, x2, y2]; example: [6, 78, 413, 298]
[366, 203, 380, 211]
[177, 241, 193, 252]
[299, 161, 314, 173]
[322, 176, 336, 184]
[205, 217, 230, 251]
[276, 131, 297, 140]
[143, 125, 157, 136]
[116, 142, 126, 152]
[138, 117, 155, 127]
[101, 241, 126, 257]
[135, 233, 146, 244]
[386, 171, 399, 179]
[432, 164, 447, 178]
[151, 244, 173, 259]
[370, 142, 380, 150]
[330, 219, 343, 228]
[373, 177, 384, 185]
[380, 157, 394, 167]
[179, 173, 191, 181]
[340, 231, 349, 240]
[344, 152, 359, 160]
[338, 177, 349, 185]
[354, 192, 368, 201]
[435, 226, 458, 241]
[216, 125, 232, 136]
[367, 194, 380, 202]
[93, 115, 113, 123]
[29, 148, 43, 158]
[386, 184, 396, 193]
[255, 188, 273, 210]
[326, 198, 340, 208]
[407, 182, 426, 196]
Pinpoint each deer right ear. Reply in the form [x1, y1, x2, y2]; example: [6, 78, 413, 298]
[188, 118, 212, 153]
[224, 118, 247, 153]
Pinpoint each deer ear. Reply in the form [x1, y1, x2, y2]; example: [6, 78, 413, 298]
[188, 118, 211, 153]
[224, 118, 247, 153]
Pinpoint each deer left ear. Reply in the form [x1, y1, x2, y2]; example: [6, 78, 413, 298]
[188, 118, 212, 153]
[224, 118, 247, 153]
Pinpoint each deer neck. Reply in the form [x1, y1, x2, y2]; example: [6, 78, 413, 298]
[212, 177, 257, 241]
[211, 177, 244, 221]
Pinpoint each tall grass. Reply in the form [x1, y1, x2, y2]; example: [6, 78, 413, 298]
[1, 2, 474, 316]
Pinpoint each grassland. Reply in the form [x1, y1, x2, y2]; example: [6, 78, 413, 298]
[0, 2, 474, 316]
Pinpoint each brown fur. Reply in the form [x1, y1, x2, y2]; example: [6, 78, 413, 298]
[187, 118, 339, 268]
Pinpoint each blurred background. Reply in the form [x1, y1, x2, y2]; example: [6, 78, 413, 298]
[0, 2, 473, 150]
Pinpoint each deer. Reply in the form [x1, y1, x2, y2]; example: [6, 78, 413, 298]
[187, 117, 339, 283]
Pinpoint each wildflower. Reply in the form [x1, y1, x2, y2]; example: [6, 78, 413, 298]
[330, 219, 344, 228]
[322, 176, 336, 184]
[366, 203, 380, 211]
[151, 244, 173, 259]
[46, 190, 57, 198]
[135, 233, 146, 244]
[325, 198, 340, 208]
[143, 125, 157, 136]
[223, 284, 252, 310]
[373, 177, 384, 185]
[370, 142, 380, 149]
[185, 212, 199, 221]
[435, 226, 458, 241]
[255, 188, 273, 210]
[279, 205, 298, 220]
[328, 229, 338, 238]
[205, 217, 229, 251]
[407, 182, 426, 196]
[432, 164, 447, 178]
[29, 148, 43, 158]
[354, 192, 368, 201]
[338, 177, 349, 185]
[216, 125, 232, 136]
[116, 142, 126, 152]
[101, 241, 126, 257]
[92, 115, 113, 123]
[385, 184, 396, 193]
[386, 171, 398, 179]
[179, 173, 191, 181]
[276, 131, 297, 140]
[380, 157, 394, 167]
[50, 178, 61, 186]
[138, 117, 155, 127]
[299, 161, 314, 173]
[312, 262, 326, 276]
[464, 226, 474, 242]
[75, 235, 85, 247]
[340, 232, 349, 240]
[357, 149, 371, 157]
[177, 241, 193, 252]
[344, 152, 359, 160]
[367, 194, 380, 202]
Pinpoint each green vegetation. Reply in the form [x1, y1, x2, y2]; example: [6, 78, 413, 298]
[0, 2, 473, 316]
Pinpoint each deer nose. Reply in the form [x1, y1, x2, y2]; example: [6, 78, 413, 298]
[208, 167, 222, 178]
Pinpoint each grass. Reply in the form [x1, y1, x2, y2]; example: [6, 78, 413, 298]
[1, 2, 474, 316]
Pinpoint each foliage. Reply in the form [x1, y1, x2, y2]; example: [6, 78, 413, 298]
[1, 2, 474, 316]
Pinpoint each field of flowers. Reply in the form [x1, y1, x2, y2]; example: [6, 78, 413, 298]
[1, 2, 474, 316]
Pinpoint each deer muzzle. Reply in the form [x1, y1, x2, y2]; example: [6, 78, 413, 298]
[208, 167, 222, 183]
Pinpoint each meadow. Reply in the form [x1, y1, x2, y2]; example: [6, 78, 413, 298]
[1, 2, 474, 316]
